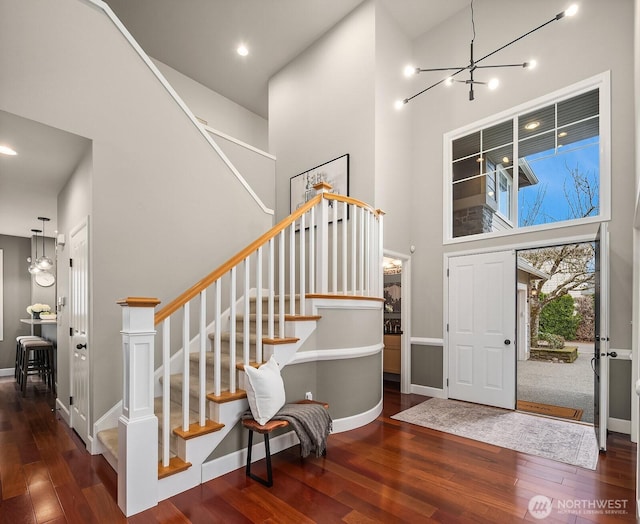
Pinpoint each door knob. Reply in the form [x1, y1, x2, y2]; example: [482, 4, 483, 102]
[76, 343, 87, 349]
[504, 339, 511, 345]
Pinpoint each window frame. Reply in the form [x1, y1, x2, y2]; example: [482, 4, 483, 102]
[443, 72, 610, 244]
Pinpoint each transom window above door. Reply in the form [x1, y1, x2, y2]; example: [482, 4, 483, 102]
[445, 73, 610, 242]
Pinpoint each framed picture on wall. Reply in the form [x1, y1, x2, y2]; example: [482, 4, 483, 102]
[289, 154, 349, 222]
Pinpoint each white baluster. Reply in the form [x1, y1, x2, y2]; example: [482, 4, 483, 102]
[243, 258, 250, 366]
[229, 267, 237, 392]
[365, 211, 371, 296]
[279, 230, 285, 337]
[309, 207, 315, 294]
[342, 201, 347, 294]
[182, 302, 190, 431]
[332, 198, 338, 293]
[162, 318, 170, 467]
[268, 239, 274, 340]
[351, 203, 357, 295]
[359, 207, 365, 295]
[256, 247, 263, 363]
[199, 290, 206, 427]
[317, 196, 329, 293]
[300, 213, 306, 316]
[214, 281, 221, 397]
[289, 223, 295, 316]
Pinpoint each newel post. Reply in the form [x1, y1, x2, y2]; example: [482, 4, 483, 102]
[376, 210, 385, 297]
[314, 182, 331, 294]
[116, 297, 161, 516]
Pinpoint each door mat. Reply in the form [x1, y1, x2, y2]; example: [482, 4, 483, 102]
[392, 398, 598, 470]
[517, 400, 583, 421]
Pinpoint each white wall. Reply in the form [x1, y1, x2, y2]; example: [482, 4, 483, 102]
[407, 0, 635, 418]
[153, 59, 269, 152]
[0, 0, 273, 430]
[269, 1, 376, 221]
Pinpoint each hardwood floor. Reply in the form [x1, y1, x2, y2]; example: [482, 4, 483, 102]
[0, 377, 636, 523]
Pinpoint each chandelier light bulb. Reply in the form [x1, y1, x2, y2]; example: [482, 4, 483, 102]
[0, 145, 17, 156]
[237, 44, 249, 56]
[565, 4, 579, 17]
[394, 99, 406, 110]
[525, 59, 537, 70]
[404, 65, 417, 77]
[444, 76, 455, 87]
[488, 78, 500, 90]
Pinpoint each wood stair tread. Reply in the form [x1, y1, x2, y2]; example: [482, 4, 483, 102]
[206, 389, 247, 403]
[158, 457, 192, 479]
[172, 419, 224, 440]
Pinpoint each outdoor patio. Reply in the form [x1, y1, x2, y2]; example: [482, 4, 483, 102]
[517, 341, 595, 424]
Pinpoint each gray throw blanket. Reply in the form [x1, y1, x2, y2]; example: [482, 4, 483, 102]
[244, 403, 332, 458]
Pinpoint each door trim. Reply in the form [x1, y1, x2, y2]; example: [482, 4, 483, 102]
[383, 249, 412, 394]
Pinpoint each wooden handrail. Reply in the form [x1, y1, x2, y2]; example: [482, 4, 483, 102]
[155, 195, 318, 323]
[154, 192, 382, 324]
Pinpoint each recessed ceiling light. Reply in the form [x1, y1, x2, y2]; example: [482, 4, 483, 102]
[237, 44, 249, 57]
[524, 121, 540, 130]
[558, 131, 568, 138]
[0, 145, 17, 156]
[502, 157, 510, 163]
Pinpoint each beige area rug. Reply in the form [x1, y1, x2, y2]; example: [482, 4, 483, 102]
[392, 398, 598, 470]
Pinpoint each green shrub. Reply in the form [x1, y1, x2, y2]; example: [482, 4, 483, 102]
[537, 332, 565, 349]
[540, 294, 581, 341]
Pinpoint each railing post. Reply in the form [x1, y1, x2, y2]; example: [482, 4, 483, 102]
[117, 297, 160, 517]
[376, 210, 385, 297]
[314, 182, 331, 294]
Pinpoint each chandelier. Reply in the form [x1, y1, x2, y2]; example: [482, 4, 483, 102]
[396, 1, 578, 107]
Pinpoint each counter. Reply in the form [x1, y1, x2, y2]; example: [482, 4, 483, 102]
[383, 333, 401, 374]
[20, 318, 58, 343]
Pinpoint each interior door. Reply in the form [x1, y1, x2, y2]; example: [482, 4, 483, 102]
[70, 218, 90, 445]
[448, 250, 516, 409]
[594, 222, 610, 451]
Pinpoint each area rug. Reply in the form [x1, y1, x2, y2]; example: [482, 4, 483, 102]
[392, 398, 598, 470]
[516, 400, 583, 421]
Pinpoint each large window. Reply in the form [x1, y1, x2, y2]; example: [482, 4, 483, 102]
[446, 74, 609, 241]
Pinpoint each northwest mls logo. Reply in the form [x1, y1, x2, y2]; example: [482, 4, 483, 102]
[528, 495, 553, 520]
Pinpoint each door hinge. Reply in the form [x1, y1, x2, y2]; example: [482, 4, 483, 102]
[69, 396, 73, 406]
[446, 378, 449, 387]
[447, 268, 449, 277]
[70, 327, 73, 336]
[70, 258, 73, 268]
[446, 323, 449, 332]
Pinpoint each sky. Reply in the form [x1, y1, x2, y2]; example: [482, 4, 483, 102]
[518, 137, 600, 227]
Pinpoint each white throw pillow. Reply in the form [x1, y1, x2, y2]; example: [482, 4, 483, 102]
[244, 355, 286, 425]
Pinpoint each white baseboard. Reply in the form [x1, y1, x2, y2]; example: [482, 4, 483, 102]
[0, 367, 14, 377]
[608, 417, 631, 435]
[332, 399, 382, 433]
[410, 384, 446, 398]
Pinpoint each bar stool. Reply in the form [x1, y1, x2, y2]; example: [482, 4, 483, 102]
[19, 339, 55, 395]
[15, 336, 43, 381]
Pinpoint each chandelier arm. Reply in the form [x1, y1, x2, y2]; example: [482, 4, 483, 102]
[405, 67, 467, 103]
[474, 63, 527, 69]
[474, 16, 557, 66]
[417, 66, 468, 73]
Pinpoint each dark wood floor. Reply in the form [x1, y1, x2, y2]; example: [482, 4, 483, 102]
[0, 376, 636, 523]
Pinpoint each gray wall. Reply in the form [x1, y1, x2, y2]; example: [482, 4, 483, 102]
[408, 0, 635, 420]
[0, 235, 31, 370]
[1, 0, 273, 432]
[153, 59, 269, 152]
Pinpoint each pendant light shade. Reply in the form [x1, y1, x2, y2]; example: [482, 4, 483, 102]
[35, 217, 54, 271]
[28, 228, 42, 274]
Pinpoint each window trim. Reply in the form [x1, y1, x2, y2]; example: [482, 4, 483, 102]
[443, 71, 611, 244]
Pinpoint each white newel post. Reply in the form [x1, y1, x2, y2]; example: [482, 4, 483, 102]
[117, 297, 161, 516]
[314, 182, 331, 294]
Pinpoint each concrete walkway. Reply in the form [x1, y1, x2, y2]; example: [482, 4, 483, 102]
[517, 341, 595, 423]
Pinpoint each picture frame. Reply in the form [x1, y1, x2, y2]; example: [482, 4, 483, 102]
[289, 154, 349, 222]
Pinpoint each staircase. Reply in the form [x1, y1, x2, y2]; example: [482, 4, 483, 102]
[101, 186, 384, 516]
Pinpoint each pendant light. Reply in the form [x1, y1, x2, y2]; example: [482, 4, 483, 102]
[35, 216, 54, 271]
[27, 228, 42, 274]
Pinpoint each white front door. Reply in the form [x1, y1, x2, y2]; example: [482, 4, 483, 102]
[448, 250, 516, 409]
[69, 218, 90, 445]
[594, 223, 610, 451]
